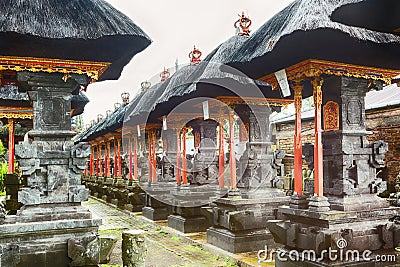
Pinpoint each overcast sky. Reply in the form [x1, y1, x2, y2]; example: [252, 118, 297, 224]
[82, 0, 294, 125]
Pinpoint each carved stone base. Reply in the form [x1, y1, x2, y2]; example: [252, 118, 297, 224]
[328, 195, 389, 212]
[267, 205, 400, 262]
[168, 214, 211, 233]
[289, 194, 308, 209]
[0, 216, 102, 266]
[142, 206, 171, 221]
[308, 195, 330, 212]
[207, 227, 276, 254]
[208, 194, 289, 253]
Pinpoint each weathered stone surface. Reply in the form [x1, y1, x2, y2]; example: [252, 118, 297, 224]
[122, 230, 146, 267]
[0, 244, 20, 267]
[99, 236, 117, 264]
[68, 235, 101, 266]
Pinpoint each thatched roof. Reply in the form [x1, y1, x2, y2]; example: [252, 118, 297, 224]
[71, 92, 90, 117]
[75, 103, 127, 142]
[0, 0, 151, 81]
[227, 0, 400, 79]
[124, 35, 284, 126]
[331, 0, 400, 35]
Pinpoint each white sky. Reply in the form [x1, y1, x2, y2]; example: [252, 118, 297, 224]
[83, 0, 294, 125]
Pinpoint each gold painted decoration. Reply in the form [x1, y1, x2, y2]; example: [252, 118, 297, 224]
[323, 101, 339, 131]
[260, 59, 400, 90]
[0, 106, 33, 119]
[0, 56, 110, 81]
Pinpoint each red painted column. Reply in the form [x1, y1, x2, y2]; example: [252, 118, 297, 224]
[312, 77, 324, 196]
[89, 146, 94, 175]
[98, 144, 103, 176]
[96, 144, 100, 176]
[7, 118, 15, 173]
[106, 141, 111, 177]
[228, 110, 237, 189]
[148, 133, 153, 183]
[176, 128, 181, 185]
[117, 138, 122, 178]
[129, 136, 133, 180]
[133, 136, 138, 180]
[151, 132, 157, 183]
[218, 120, 225, 188]
[293, 83, 304, 195]
[113, 140, 117, 177]
[182, 127, 188, 185]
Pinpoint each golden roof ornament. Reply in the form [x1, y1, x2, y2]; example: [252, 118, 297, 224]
[160, 67, 170, 82]
[189, 46, 202, 65]
[141, 80, 151, 92]
[121, 92, 130, 105]
[234, 12, 252, 37]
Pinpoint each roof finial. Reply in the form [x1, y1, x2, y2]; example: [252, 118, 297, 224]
[160, 67, 170, 82]
[121, 92, 130, 105]
[141, 80, 151, 92]
[189, 45, 202, 65]
[234, 11, 252, 37]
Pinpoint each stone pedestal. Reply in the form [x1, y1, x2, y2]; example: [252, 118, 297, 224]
[0, 72, 113, 266]
[141, 184, 173, 221]
[207, 195, 288, 253]
[267, 77, 400, 266]
[207, 106, 289, 253]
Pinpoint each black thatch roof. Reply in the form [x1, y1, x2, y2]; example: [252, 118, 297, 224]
[71, 92, 90, 117]
[75, 103, 128, 142]
[226, 0, 400, 79]
[0, 0, 152, 81]
[124, 35, 284, 126]
[331, 0, 400, 35]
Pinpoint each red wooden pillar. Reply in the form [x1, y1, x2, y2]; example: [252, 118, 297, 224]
[218, 120, 225, 188]
[7, 118, 15, 173]
[98, 144, 103, 176]
[293, 83, 303, 195]
[117, 138, 122, 178]
[228, 110, 237, 189]
[106, 141, 111, 177]
[176, 128, 181, 185]
[133, 136, 138, 180]
[95, 144, 99, 176]
[90, 146, 94, 175]
[182, 127, 188, 185]
[129, 136, 133, 180]
[312, 77, 324, 196]
[151, 132, 157, 183]
[113, 139, 117, 177]
[147, 132, 153, 183]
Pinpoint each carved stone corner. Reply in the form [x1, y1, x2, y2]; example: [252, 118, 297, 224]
[68, 235, 102, 266]
[18, 188, 41, 205]
[68, 186, 89, 203]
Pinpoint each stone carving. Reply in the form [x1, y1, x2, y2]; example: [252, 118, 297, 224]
[68, 235, 116, 265]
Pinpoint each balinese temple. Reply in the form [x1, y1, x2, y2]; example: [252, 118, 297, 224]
[0, 0, 151, 266]
[79, 1, 400, 266]
[224, 0, 400, 265]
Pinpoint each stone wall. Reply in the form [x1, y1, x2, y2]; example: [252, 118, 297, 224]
[274, 106, 400, 183]
[366, 106, 400, 183]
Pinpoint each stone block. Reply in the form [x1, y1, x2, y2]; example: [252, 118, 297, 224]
[122, 230, 146, 267]
[168, 215, 211, 233]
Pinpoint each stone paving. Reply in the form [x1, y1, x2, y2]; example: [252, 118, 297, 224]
[83, 197, 274, 267]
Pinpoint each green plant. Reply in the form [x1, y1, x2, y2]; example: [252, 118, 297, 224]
[0, 161, 7, 192]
